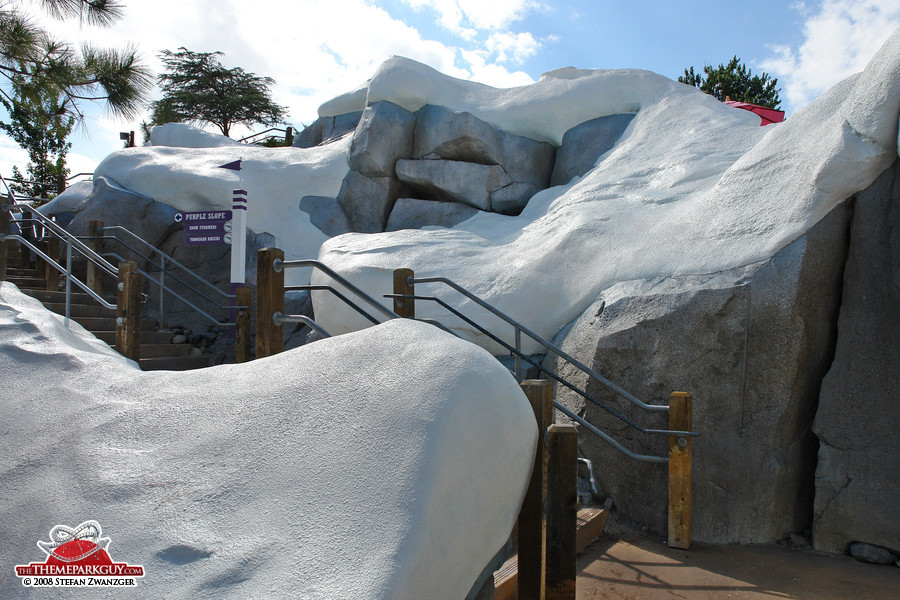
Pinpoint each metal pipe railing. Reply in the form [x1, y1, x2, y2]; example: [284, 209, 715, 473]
[275, 258, 397, 322]
[285, 284, 381, 325]
[410, 275, 669, 414]
[388, 292, 695, 441]
[99, 226, 235, 300]
[272, 311, 331, 338]
[2, 234, 115, 310]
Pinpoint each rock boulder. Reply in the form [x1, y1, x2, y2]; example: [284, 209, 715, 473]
[395, 159, 511, 211]
[545, 201, 852, 543]
[336, 169, 407, 233]
[812, 160, 900, 555]
[386, 197, 479, 231]
[550, 114, 636, 186]
[348, 101, 416, 177]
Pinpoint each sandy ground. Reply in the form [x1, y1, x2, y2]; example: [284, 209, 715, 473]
[576, 534, 900, 600]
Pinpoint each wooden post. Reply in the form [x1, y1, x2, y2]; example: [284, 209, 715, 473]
[234, 285, 251, 363]
[518, 379, 553, 600]
[256, 247, 284, 358]
[0, 204, 8, 281]
[392, 268, 415, 318]
[546, 424, 578, 600]
[116, 261, 141, 362]
[20, 209, 33, 269]
[86, 220, 104, 294]
[668, 391, 693, 550]
[45, 237, 60, 290]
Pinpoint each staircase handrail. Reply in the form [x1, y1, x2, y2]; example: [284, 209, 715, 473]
[99, 225, 235, 300]
[1, 233, 115, 310]
[276, 258, 398, 322]
[408, 274, 669, 414]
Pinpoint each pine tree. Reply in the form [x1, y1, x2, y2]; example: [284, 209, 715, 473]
[679, 57, 781, 109]
[150, 48, 287, 138]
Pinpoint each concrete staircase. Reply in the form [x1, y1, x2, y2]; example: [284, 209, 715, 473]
[3, 243, 211, 371]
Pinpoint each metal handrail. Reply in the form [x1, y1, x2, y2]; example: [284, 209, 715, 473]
[275, 258, 397, 322]
[102, 251, 240, 328]
[409, 275, 668, 414]
[2, 234, 115, 310]
[93, 237, 236, 312]
[285, 284, 381, 325]
[272, 311, 331, 338]
[388, 293, 695, 440]
[238, 127, 290, 144]
[99, 226, 235, 300]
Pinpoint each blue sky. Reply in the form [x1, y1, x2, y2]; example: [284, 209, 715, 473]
[1, 0, 898, 180]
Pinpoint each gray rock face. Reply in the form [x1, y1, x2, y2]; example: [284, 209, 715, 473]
[812, 160, 900, 555]
[849, 542, 898, 564]
[395, 159, 511, 210]
[490, 182, 542, 215]
[300, 196, 351, 237]
[550, 114, 635, 186]
[66, 176, 180, 268]
[293, 111, 363, 148]
[413, 104, 556, 189]
[336, 170, 406, 233]
[348, 102, 416, 177]
[544, 201, 852, 543]
[386, 197, 479, 231]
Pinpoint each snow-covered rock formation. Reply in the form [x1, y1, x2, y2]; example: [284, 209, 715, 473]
[0, 284, 536, 599]
[38, 29, 900, 553]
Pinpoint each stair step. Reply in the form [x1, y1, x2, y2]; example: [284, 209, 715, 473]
[67, 316, 159, 332]
[492, 506, 609, 600]
[140, 343, 195, 358]
[4, 276, 48, 288]
[94, 330, 177, 345]
[42, 302, 115, 318]
[20, 289, 106, 305]
[5, 268, 42, 277]
[139, 355, 211, 371]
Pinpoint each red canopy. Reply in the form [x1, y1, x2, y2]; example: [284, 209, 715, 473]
[724, 100, 785, 126]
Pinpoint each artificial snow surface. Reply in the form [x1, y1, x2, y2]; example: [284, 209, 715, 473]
[0, 283, 536, 599]
[313, 32, 900, 353]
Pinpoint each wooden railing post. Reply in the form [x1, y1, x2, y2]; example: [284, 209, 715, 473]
[20, 209, 33, 269]
[546, 424, 578, 600]
[86, 220, 104, 294]
[256, 247, 284, 358]
[45, 237, 60, 291]
[668, 391, 693, 550]
[234, 284, 251, 363]
[0, 204, 8, 281]
[518, 379, 553, 600]
[392, 268, 415, 318]
[116, 261, 141, 362]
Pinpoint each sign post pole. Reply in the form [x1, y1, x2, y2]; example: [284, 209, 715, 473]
[230, 189, 247, 286]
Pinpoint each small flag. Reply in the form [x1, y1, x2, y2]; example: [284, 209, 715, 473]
[218, 159, 242, 171]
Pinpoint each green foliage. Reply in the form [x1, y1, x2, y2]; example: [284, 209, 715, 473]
[0, 70, 73, 198]
[0, 1, 152, 122]
[678, 56, 781, 110]
[149, 47, 288, 138]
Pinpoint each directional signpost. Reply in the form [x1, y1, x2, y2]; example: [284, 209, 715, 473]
[174, 210, 233, 246]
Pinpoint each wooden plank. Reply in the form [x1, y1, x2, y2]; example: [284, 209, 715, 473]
[120, 269, 142, 362]
[668, 391, 693, 550]
[256, 248, 284, 358]
[86, 220, 103, 294]
[235, 284, 251, 363]
[0, 204, 8, 281]
[546, 424, 578, 600]
[517, 380, 553, 600]
[115, 261, 137, 356]
[392, 268, 415, 318]
[495, 507, 609, 600]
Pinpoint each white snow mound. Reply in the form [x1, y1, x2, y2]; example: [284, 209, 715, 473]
[312, 30, 900, 354]
[0, 282, 536, 599]
[150, 123, 240, 148]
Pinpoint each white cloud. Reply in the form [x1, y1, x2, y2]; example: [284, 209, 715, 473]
[761, 0, 900, 112]
[485, 31, 540, 65]
[2, 0, 544, 170]
[401, 0, 540, 34]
